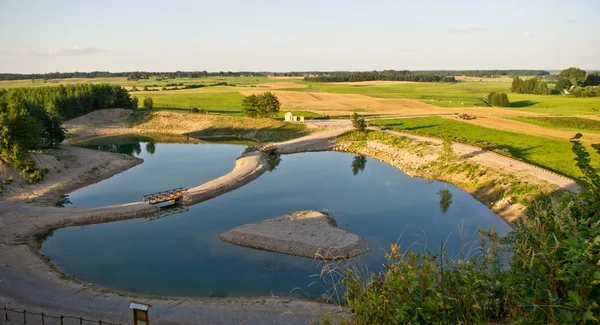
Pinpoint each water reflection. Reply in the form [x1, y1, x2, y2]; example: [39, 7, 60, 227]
[437, 187, 453, 215]
[267, 154, 282, 172]
[351, 155, 367, 175]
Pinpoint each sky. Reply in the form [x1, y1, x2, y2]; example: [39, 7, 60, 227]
[0, 0, 598, 73]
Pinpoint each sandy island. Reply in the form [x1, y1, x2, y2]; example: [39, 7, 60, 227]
[220, 211, 370, 260]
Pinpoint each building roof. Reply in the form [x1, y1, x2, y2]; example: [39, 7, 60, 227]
[284, 112, 294, 116]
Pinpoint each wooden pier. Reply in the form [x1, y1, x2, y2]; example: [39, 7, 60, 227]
[142, 187, 187, 205]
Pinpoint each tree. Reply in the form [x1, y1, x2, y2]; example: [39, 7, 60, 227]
[131, 96, 139, 109]
[242, 94, 260, 117]
[584, 72, 600, 86]
[351, 113, 367, 132]
[351, 155, 367, 175]
[0, 100, 44, 164]
[143, 97, 153, 109]
[555, 78, 572, 91]
[559, 67, 587, 86]
[259, 92, 281, 117]
[143, 86, 148, 91]
[439, 136, 455, 165]
[241, 92, 280, 118]
[510, 76, 524, 93]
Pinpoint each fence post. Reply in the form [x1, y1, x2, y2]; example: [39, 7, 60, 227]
[99, 320, 103, 325]
[60, 315, 64, 325]
[80, 317, 83, 325]
[23, 309, 26, 324]
[3, 306, 8, 321]
[41, 312, 45, 325]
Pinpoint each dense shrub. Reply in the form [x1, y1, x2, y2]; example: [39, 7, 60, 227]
[191, 107, 199, 113]
[569, 86, 599, 98]
[486, 92, 509, 107]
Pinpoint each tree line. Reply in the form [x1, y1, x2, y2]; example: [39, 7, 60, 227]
[0, 84, 137, 182]
[1, 70, 551, 81]
[510, 76, 551, 95]
[303, 70, 457, 83]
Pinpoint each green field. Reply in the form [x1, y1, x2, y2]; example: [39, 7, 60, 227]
[508, 116, 600, 133]
[373, 117, 600, 178]
[133, 90, 245, 113]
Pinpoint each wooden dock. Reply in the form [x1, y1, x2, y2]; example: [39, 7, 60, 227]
[142, 187, 187, 205]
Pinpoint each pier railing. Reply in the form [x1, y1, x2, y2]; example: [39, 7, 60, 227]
[142, 187, 187, 205]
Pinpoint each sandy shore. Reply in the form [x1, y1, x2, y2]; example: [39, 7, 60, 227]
[0, 109, 579, 324]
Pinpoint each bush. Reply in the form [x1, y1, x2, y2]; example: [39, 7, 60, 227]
[191, 107, 199, 113]
[143, 97, 153, 109]
[486, 92, 509, 107]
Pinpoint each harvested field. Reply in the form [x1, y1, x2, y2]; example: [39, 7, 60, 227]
[239, 90, 547, 117]
[253, 82, 308, 89]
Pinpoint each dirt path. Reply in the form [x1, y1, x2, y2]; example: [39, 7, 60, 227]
[383, 129, 578, 192]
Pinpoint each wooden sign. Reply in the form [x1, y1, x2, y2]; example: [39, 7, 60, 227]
[130, 302, 151, 325]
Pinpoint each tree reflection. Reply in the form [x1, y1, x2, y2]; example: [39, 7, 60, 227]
[351, 155, 367, 175]
[267, 154, 282, 172]
[437, 187, 453, 215]
[145, 142, 156, 155]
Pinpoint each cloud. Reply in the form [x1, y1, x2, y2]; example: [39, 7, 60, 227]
[449, 28, 487, 34]
[29, 46, 108, 56]
[523, 32, 537, 38]
[567, 18, 577, 23]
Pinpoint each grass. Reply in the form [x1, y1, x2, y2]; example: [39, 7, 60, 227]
[133, 91, 246, 113]
[372, 117, 600, 178]
[508, 116, 600, 133]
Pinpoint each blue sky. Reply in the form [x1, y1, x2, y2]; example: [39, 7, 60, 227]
[0, 0, 598, 73]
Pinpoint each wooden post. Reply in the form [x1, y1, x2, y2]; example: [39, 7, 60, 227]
[23, 309, 26, 324]
[60, 315, 64, 325]
[99, 320, 103, 325]
[80, 317, 83, 325]
[3, 306, 8, 321]
[41, 312, 45, 325]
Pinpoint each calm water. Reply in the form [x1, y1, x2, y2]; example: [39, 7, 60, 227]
[63, 140, 247, 206]
[43, 139, 510, 298]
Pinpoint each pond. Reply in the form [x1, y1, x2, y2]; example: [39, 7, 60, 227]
[42, 136, 510, 298]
